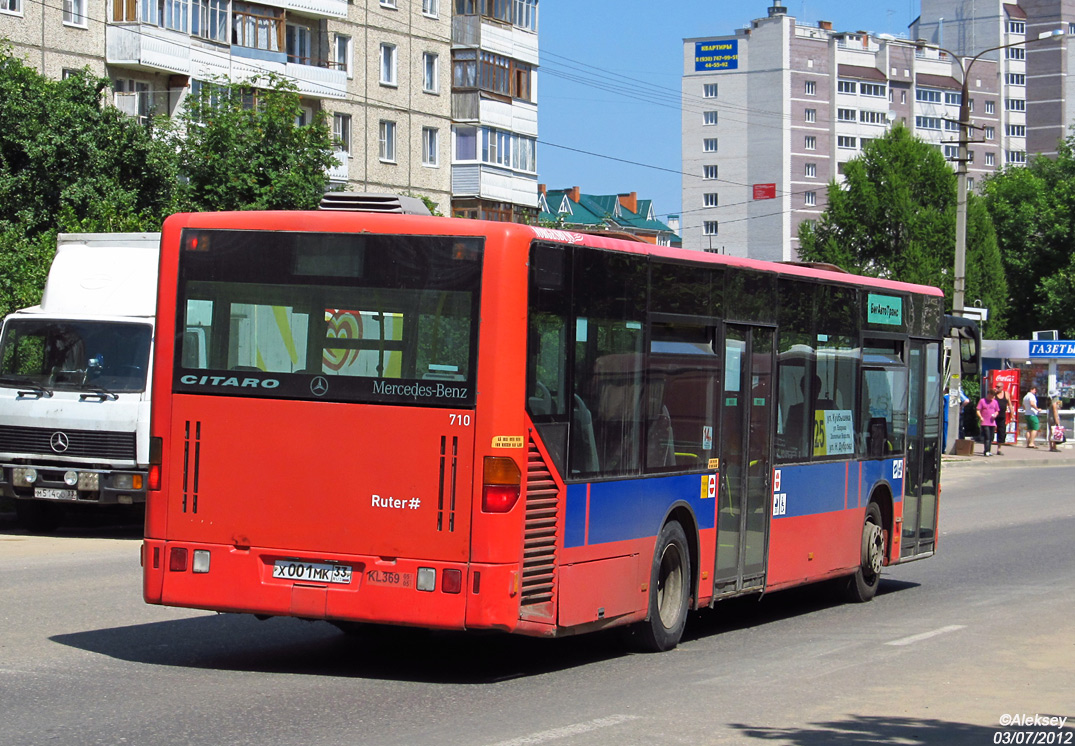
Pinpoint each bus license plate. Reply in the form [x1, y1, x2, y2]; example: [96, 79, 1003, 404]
[272, 560, 352, 584]
[34, 488, 77, 500]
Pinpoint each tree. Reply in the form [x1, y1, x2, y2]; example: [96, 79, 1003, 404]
[799, 123, 1008, 333]
[174, 76, 338, 211]
[982, 137, 1075, 338]
[0, 47, 178, 315]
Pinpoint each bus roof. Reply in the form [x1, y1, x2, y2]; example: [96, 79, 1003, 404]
[162, 211, 944, 299]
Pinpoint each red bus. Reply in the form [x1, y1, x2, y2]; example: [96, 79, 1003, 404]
[143, 206, 958, 651]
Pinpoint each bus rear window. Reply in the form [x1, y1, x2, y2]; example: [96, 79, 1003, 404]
[174, 230, 482, 407]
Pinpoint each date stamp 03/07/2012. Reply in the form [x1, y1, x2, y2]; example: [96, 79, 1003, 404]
[993, 715, 1071, 745]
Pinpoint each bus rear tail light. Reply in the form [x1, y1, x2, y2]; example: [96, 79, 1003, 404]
[442, 568, 462, 594]
[169, 547, 188, 572]
[482, 457, 521, 513]
[148, 437, 162, 490]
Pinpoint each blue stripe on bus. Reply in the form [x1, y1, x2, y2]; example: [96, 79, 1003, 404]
[773, 458, 904, 520]
[564, 474, 714, 549]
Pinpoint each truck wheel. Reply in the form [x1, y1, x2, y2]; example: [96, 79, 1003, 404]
[845, 502, 884, 603]
[630, 520, 691, 652]
[16, 500, 64, 533]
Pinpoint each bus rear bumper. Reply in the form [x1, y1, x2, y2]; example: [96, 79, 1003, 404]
[142, 540, 524, 632]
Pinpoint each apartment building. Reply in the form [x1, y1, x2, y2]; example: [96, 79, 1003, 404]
[0, 0, 456, 210]
[681, 3, 1002, 260]
[449, 0, 539, 222]
[913, 0, 1072, 158]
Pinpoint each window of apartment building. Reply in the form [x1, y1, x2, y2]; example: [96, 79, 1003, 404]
[916, 88, 941, 103]
[703, 165, 718, 180]
[233, 4, 283, 52]
[62, 68, 79, 79]
[703, 221, 719, 236]
[334, 35, 352, 77]
[944, 91, 961, 105]
[381, 0, 397, 8]
[916, 116, 941, 130]
[453, 50, 532, 101]
[838, 135, 856, 149]
[380, 43, 398, 86]
[1070, 22, 1075, 36]
[704, 111, 718, 125]
[1008, 20, 1026, 34]
[192, 0, 227, 41]
[805, 163, 817, 178]
[860, 110, 885, 124]
[512, 61, 534, 101]
[480, 51, 511, 96]
[945, 119, 960, 131]
[860, 83, 885, 97]
[513, 0, 538, 32]
[286, 23, 313, 65]
[943, 144, 959, 159]
[703, 138, 718, 153]
[1006, 150, 1027, 164]
[62, 0, 87, 25]
[1006, 98, 1026, 111]
[455, 126, 477, 160]
[422, 0, 439, 17]
[805, 135, 816, 150]
[703, 83, 718, 98]
[901, 91, 907, 104]
[512, 134, 536, 172]
[1006, 124, 1026, 137]
[805, 191, 817, 207]
[985, 152, 996, 167]
[1, 0, 21, 14]
[333, 113, 351, 155]
[804, 108, 816, 123]
[985, 100, 995, 114]
[1006, 72, 1026, 86]
[704, 193, 718, 207]
[837, 108, 856, 122]
[1006, 47, 1025, 60]
[423, 52, 439, 93]
[114, 79, 152, 122]
[984, 126, 995, 140]
[422, 127, 439, 166]
[805, 80, 816, 95]
[379, 120, 397, 162]
[837, 79, 856, 94]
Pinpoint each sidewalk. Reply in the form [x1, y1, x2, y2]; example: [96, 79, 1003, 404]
[942, 438, 1075, 468]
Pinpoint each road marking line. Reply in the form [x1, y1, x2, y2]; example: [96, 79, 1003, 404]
[484, 715, 641, 746]
[885, 624, 966, 647]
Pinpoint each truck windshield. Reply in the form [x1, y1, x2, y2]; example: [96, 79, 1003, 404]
[0, 319, 153, 394]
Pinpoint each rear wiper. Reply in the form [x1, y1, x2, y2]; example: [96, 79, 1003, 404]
[80, 387, 119, 401]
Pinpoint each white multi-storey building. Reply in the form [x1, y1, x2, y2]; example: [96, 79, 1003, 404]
[1, 0, 455, 209]
[449, 0, 539, 222]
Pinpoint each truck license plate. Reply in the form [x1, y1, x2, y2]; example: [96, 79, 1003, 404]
[34, 488, 77, 500]
[272, 560, 351, 584]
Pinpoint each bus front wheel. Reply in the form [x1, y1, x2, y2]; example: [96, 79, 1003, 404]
[630, 520, 691, 652]
[845, 502, 884, 603]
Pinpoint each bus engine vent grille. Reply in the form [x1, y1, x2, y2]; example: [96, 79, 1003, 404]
[521, 439, 559, 606]
[318, 192, 432, 215]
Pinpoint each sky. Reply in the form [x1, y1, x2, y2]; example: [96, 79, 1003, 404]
[537, 1, 923, 222]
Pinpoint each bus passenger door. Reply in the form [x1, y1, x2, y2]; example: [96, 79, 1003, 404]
[715, 325, 775, 594]
[902, 340, 941, 558]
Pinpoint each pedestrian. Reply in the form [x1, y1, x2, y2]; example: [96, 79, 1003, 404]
[1023, 386, 1041, 448]
[1048, 389, 1063, 452]
[994, 386, 1009, 455]
[976, 388, 1000, 456]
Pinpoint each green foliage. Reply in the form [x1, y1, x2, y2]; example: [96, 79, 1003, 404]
[982, 136, 1075, 338]
[174, 76, 337, 211]
[799, 123, 1008, 333]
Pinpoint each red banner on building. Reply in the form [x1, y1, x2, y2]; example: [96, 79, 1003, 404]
[753, 183, 776, 200]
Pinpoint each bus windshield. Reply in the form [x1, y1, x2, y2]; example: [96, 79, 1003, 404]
[0, 319, 152, 394]
[175, 229, 483, 407]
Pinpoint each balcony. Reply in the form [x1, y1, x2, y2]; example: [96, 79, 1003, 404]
[253, 0, 346, 19]
[106, 24, 192, 74]
[327, 150, 349, 183]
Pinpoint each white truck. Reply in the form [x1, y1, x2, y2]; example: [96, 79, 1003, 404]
[0, 233, 160, 531]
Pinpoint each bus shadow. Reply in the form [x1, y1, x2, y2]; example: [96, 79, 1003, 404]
[51, 578, 919, 683]
[0, 503, 143, 540]
[729, 714, 1002, 745]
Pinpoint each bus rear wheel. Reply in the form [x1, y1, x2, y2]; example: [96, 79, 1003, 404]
[630, 520, 691, 652]
[845, 502, 884, 603]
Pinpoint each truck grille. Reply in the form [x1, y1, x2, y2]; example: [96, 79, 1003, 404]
[520, 438, 559, 607]
[0, 425, 136, 461]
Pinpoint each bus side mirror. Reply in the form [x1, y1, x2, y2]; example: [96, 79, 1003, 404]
[944, 315, 982, 378]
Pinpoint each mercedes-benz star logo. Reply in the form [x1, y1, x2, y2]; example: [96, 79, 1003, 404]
[310, 376, 329, 397]
[50, 432, 70, 453]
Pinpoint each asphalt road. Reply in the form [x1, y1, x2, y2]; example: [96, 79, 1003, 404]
[1, 465, 1073, 746]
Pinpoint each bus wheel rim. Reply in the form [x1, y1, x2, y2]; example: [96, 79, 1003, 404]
[657, 544, 684, 628]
